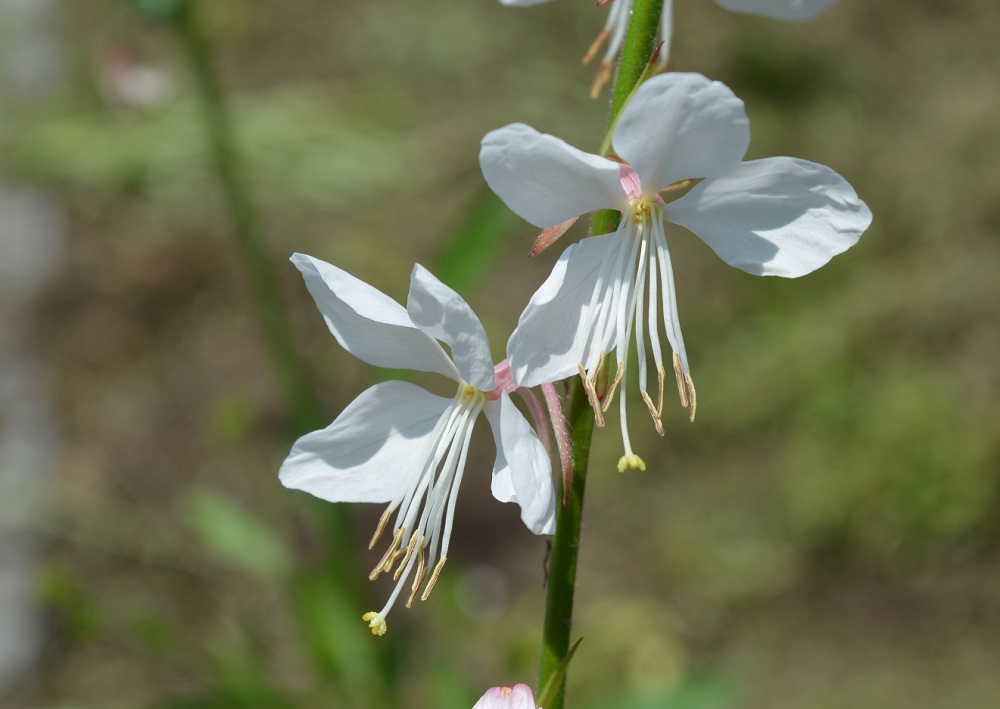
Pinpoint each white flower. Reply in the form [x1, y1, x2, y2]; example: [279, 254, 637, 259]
[279, 255, 556, 636]
[480, 72, 871, 471]
[473, 684, 539, 709]
[499, 0, 838, 96]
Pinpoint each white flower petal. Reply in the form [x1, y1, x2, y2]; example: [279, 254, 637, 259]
[716, 0, 837, 21]
[279, 381, 452, 503]
[612, 73, 750, 192]
[291, 254, 459, 379]
[665, 157, 871, 277]
[480, 123, 624, 228]
[508, 234, 617, 387]
[473, 684, 539, 709]
[407, 265, 495, 390]
[484, 395, 556, 536]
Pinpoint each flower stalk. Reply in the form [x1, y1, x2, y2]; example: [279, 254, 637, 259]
[536, 1, 663, 705]
[169, 0, 323, 434]
[166, 4, 393, 700]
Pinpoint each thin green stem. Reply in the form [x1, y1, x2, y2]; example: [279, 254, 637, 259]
[171, 0, 323, 435]
[537, 2, 663, 707]
[168, 4, 394, 701]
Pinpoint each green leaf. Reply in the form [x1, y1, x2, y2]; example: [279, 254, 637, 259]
[537, 637, 583, 709]
[183, 487, 291, 579]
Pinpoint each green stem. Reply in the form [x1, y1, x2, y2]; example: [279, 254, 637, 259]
[171, 0, 323, 435]
[169, 4, 395, 701]
[537, 2, 663, 707]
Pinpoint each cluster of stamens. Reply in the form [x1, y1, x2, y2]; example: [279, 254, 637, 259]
[361, 383, 486, 636]
[576, 195, 697, 473]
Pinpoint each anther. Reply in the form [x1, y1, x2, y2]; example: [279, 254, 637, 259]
[672, 352, 688, 408]
[590, 61, 612, 100]
[601, 361, 626, 413]
[369, 506, 394, 549]
[641, 390, 664, 436]
[655, 364, 666, 417]
[393, 532, 421, 582]
[578, 363, 606, 428]
[685, 373, 697, 422]
[583, 28, 610, 64]
[420, 557, 448, 601]
[369, 527, 404, 580]
[406, 545, 427, 608]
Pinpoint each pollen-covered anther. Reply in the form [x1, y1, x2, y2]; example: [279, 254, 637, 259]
[578, 363, 606, 428]
[672, 351, 688, 408]
[641, 390, 664, 436]
[370, 527, 404, 580]
[669, 352, 697, 421]
[600, 361, 626, 413]
[590, 61, 612, 100]
[617, 453, 647, 473]
[420, 557, 448, 602]
[685, 373, 697, 422]
[369, 506, 394, 550]
[406, 545, 427, 608]
[583, 27, 610, 64]
[362, 611, 387, 637]
[393, 532, 421, 582]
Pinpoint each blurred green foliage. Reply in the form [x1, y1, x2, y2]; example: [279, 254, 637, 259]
[4, 0, 1000, 708]
[184, 487, 291, 579]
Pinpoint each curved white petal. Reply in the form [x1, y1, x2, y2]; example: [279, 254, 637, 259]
[485, 395, 556, 536]
[291, 254, 459, 379]
[407, 265, 495, 390]
[665, 157, 871, 277]
[480, 123, 624, 228]
[507, 234, 618, 387]
[279, 381, 451, 503]
[473, 684, 539, 709]
[716, 0, 837, 21]
[612, 73, 750, 192]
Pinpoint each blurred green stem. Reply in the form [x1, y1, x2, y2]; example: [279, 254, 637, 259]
[171, 0, 322, 434]
[536, 2, 663, 707]
[168, 3, 393, 701]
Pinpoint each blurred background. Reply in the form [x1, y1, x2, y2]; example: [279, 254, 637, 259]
[1, 0, 999, 707]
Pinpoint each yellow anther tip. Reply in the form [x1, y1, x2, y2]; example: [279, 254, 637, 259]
[362, 611, 387, 637]
[617, 454, 646, 473]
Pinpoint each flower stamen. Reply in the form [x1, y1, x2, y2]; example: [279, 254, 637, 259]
[578, 361, 606, 428]
[369, 506, 394, 550]
[601, 361, 625, 413]
[582, 28, 610, 64]
[359, 381, 486, 634]
[370, 527, 404, 580]
[393, 531, 421, 582]
[421, 557, 448, 601]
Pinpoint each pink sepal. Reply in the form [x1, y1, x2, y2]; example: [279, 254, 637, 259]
[529, 217, 578, 257]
